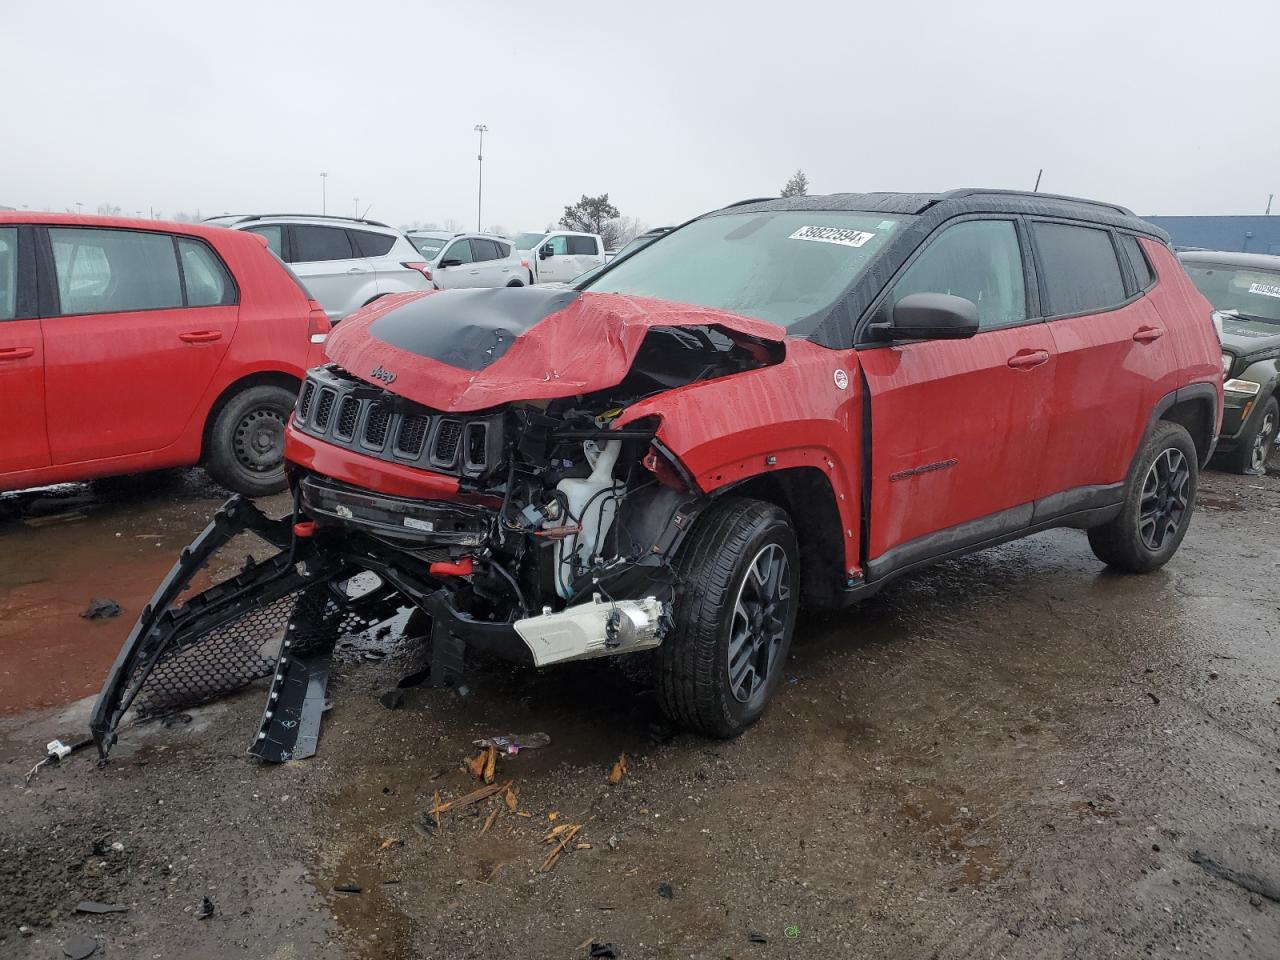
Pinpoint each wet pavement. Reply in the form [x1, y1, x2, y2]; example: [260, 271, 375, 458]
[1, 462, 1279, 959]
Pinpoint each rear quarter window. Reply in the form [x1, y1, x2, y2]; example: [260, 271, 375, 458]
[349, 230, 397, 258]
[1032, 222, 1127, 316]
[1118, 234, 1154, 290]
[0, 227, 16, 320]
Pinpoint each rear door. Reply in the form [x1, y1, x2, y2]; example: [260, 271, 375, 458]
[435, 238, 476, 289]
[471, 238, 512, 287]
[859, 217, 1055, 572]
[566, 234, 604, 278]
[0, 224, 50, 474]
[287, 224, 373, 320]
[41, 226, 237, 463]
[1031, 221, 1178, 506]
[348, 228, 404, 295]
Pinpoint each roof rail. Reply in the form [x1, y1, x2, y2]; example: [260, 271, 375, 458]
[204, 213, 391, 229]
[932, 189, 1134, 217]
[723, 196, 778, 208]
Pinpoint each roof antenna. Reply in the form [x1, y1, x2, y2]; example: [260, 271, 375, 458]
[1033, 169, 1043, 193]
[1267, 193, 1273, 215]
[360, 203, 373, 220]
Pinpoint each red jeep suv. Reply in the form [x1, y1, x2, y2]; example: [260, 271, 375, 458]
[92, 190, 1223, 758]
[0, 214, 329, 496]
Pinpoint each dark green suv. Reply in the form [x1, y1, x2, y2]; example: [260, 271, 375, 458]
[1181, 251, 1280, 475]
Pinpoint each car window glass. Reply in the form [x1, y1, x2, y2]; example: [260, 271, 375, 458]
[178, 238, 233, 307]
[892, 220, 1026, 330]
[1184, 262, 1280, 322]
[50, 227, 182, 315]
[245, 224, 283, 258]
[443, 239, 474, 264]
[0, 227, 16, 320]
[350, 230, 397, 258]
[1032, 222, 1126, 316]
[472, 239, 500, 261]
[292, 225, 354, 263]
[495, 241, 512, 258]
[545, 235, 569, 256]
[566, 235, 597, 256]
[410, 236, 446, 259]
[1119, 234, 1154, 289]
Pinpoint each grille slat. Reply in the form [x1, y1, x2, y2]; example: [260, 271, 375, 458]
[335, 396, 359, 439]
[364, 403, 390, 448]
[297, 381, 316, 421]
[313, 389, 336, 430]
[395, 415, 430, 458]
[433, 421, 462, 466]
[465, 423, 488, 468]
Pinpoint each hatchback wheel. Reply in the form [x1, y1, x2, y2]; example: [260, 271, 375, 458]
[1224, 396, 1278, 476]
[1087, 421, 1198, 572]
[205, 384, 296, 497]
[656, 498, 798, 738]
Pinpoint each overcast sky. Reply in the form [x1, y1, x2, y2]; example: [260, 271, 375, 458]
[3, 0, 1277, 231]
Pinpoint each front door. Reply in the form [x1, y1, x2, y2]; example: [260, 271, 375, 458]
[859, 218, 1055, 574]
[434, 238, 477, 289]
[535, 235, 579, 284]
[0, 224, 49, 474]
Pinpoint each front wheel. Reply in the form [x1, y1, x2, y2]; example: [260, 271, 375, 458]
[656, 498, 799, 738]
[1087, 421, 1198, 573]
[1223, 396, 1278, 476]
[204, 384, 297, 497]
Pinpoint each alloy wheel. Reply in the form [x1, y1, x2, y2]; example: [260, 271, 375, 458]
[727, 543, 792, 704]
[1138, 447, 1190, 550]
[1251, 409, 1277, 473]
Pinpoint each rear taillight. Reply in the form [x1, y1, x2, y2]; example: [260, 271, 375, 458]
[307, 301, 330, 344]
[520, 259, 530, 270]
[402, 261, 433, 282]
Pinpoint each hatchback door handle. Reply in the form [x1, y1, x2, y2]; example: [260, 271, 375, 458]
[0, 346, 35, 361]
[179, 330, 222, 344]
[1133, 326, 1165, 343]
[345, 267, 367, 274]
[1007, 349, 1050, 369]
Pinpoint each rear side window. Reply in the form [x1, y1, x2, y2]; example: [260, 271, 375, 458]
[442, 239, 474, 264]
[892, 219, 1027, 330]
[50, 227, 182, 315]
[472, 238, 501, 261]
[566, 235, 597, 256]
[495, 240, 512, 258]
[245, 224, 283, 258]
[178, 238, 235, 307]
[0, 227, 16, 320]
[349, 230, 396, 258]
[292, 225, 353, 263]
[1118, 234, 1154, 290]
[1032, 222, 1127, 316]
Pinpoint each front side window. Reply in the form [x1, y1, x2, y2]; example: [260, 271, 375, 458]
[178, 238, 234, 307]
[50, 227, 182, 315]
[1032, 222, 1127, 316]
[566, 235, 597, 256]
[1184, 262, 1280, 323]
[891, 219, 1027, 330]
[586, 210, 902, 328]
[545, 235, 570, 256]
[442, 239, 474, 264]
[0, 227, 16, 320]
[291, 225, 353, 263]
[246, 224, 283, 258]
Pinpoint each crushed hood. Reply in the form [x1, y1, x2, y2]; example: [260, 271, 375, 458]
[323, 287, 786, 412]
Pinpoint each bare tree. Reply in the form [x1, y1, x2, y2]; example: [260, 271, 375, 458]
[609, 216, 649, 248]
[96, 202, 122, 216]
[442, 218, 464, 233]
[781, 169, 809, 197]
[485, 224, 510, 238]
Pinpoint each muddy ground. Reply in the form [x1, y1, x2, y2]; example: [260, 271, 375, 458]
[1, 461, 1279, 960]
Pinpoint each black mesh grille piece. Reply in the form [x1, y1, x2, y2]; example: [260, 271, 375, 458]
[365, 404, 390, 447]
[396, 415, 430, 458]
[434, 420, 462, 465]
[336, 395, 359, 439]
[314, 389, 336, 430]
[465, 423, 487, 467]
[298, 381, 315, 420]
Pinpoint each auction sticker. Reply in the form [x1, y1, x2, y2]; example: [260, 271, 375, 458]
[789, 225, 875, 247]
[1248, 281, 1280, 299]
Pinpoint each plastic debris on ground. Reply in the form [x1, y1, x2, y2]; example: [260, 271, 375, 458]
[75, 901, 128, 914]
[81, 598, 122, 620]
[195, 896, 214, 920]
[608, 753, 629, 784]
[472, 732, 551, 755]
[588, 943, 621, 958]
[62, 935, 98, 959]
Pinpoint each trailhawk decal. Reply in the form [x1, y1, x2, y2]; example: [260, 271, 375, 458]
[788, 225, 875, 248]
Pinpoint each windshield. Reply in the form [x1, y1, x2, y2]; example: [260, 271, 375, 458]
[409, 236, 446, 259]
[1185, 262, 1280, 323]
[583, 211, 903, 327]
[612, 232, 664, 259]
[513, 232, 546, 250]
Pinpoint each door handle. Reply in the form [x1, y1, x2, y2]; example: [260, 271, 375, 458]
[0, 346, 35, 361]
[1133, 326, 1165, 343]
[1007, 349, 1050, 369]
[179, 330, 223, 344]
[345, 267, 367, 275]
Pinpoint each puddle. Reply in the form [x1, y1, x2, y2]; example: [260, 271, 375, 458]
[900, 787, 1005, 887]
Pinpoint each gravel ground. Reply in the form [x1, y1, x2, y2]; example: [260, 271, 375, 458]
[1, 461, 1278, 959]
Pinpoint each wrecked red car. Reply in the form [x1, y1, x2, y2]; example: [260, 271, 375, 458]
[91, 189, 1223, 760]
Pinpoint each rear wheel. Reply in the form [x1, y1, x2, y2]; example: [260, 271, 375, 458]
[1223, 396, 1278, 476]
[1087, 421, 1198, 573]
[204, 384, 296, 497]
[506, 279, 524, 287]
[656, 498, 798, 738]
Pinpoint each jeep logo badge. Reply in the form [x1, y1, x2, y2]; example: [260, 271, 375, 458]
[370, 366, 396, 385]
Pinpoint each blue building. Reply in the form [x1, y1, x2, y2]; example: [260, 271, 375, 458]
[1142, 215, 1280, 254]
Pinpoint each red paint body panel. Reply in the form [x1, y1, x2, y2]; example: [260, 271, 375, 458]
[858, 325, 1056, 558]
[324, 290, 786, 413]
[0, 214, 321, 492]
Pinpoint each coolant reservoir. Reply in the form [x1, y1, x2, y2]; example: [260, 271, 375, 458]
[550, 439, 624, 598]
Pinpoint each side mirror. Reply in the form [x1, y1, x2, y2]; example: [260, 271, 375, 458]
[538, 245, 553, 260]
[439, 258, 462, 268]
[885, 292, 979, 340]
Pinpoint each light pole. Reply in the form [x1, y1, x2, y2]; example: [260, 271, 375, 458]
[321, 172, 328, 215]
[75, 201, 83, 215]
[474, 123, 488, 231]
[353, 197, 359, 219]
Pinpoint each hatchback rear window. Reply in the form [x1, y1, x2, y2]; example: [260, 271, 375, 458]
[1032, 222, 1127, 316]
[350, 230, 397, 258]
[410, 236, 446, 258]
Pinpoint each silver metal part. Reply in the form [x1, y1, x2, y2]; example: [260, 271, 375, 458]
[514, 596, 664, 667]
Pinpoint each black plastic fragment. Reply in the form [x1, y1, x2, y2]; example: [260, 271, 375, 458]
[748, 932, 768, 944]
[62, 935, 98, 958]
[75, 901, 128, 914]
[195, 896, 214, 920]
[333, 884, 363, 894]
[81, 598, 121, 620]
[588, 944, 620, 958]
[657, 882, 674, 900]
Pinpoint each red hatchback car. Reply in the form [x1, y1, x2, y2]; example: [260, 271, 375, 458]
[0, 214, 328, 496]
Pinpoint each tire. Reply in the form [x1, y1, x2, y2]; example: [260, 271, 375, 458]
[506, 279, 524, 287]
[1223, 396, 1278, 476]
[1087, 421, 1198, 573]
[656, 498, 799, 738]
[204, 384, 297, 497]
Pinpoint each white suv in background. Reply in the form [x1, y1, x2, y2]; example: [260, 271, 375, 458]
[206, 214, 431, 321]
[405, 231, 526, 290]
[512, 230, 605, 284]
